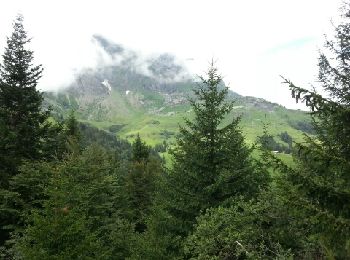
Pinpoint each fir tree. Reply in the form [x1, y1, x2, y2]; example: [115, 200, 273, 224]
[278, 3, 350, 257]
[65, 110, 81, 139]
[124, 135, 160, 232]
[0, 14, 52, 247]
[0, 14, 49, 186]
[148, 63, 269, 256]
[13, 145, 135, 259]
[131, 133, 150, 163]
[169, 62, 267, 221]
[63, 110, 81, 155]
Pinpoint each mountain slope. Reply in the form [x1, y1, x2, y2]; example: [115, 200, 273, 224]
[44, 35, 312, 148]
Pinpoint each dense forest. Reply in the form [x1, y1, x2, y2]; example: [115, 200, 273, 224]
[0, 3, 350, 260]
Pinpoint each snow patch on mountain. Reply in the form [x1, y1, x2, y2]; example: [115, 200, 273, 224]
[101, 79, 111, 94]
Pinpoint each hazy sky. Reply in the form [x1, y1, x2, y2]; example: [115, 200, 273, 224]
[0, 0, 344, 109]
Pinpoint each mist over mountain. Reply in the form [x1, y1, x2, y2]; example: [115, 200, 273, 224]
[44, 34, 312, 147]
[89, 35, 191, 83]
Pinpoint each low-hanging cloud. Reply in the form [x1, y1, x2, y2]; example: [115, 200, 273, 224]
[37, 34, 192, 92]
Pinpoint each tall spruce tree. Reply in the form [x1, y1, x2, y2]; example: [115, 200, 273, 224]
[0, 14, 51, 248]
[62, 111, 81, 155]
[0, 14, 48, 186]
[279, 3, 350, 257]
[149, 63, 269, 257]
[132, 133, 150, 163]
[171, 63, 267, 219]
[124, 135, 160, 232]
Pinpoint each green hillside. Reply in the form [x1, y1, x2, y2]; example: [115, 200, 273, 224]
[45, 73, 310, 148]
[44, 36, 311, 150]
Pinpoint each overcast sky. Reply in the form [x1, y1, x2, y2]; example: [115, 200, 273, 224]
[0, 0, 344, 109]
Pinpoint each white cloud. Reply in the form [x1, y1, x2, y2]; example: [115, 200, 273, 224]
[0, 0, 343, 108]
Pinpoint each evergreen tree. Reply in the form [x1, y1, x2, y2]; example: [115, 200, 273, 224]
[132, 133, 150, 163]
[13, 145, 135, 259]
[0, 14, 48, 186]
[278, 3, 350, 257]
[124, 159, 161, 232]
[124, 135, 161, 232]
[144, 63, 269, 257]
[65, 110, 81, 139]
[0, 14, 53, 247]
[62, 110, 82, 155]
[185, 196, 294, 259]
[169, 63, 268, 226]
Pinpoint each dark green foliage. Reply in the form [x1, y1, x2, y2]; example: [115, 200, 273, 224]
[154, 140, 168, 153]
[38, 112, 81, 161]
[186, 179, 330, 259]
[257, 128, 292, 154]
[14, 145, 135, 259]
[0, 14, 49, 185]
[132, 133, 150, 163]
[65, 111, 81, 139]
[130, 205, 181, 259]
[277, 3, 350, 257]
[17, 211, 104, 259]
[159, 129, 175, 139]
[288, 120, 315, 134]
[0, 14, 57, 247]
[169, 63, 268, 221]
[144, 63, 269, 257]
[4, 161, 52, 222]
[108, 124, 126, 133]
[124, 158, 161, 233]
[185, 198, 294, 259]
[122, 135, 162, 232]
[0, 14, 43, 89]
[279, 131, 293, 148]
[62, 111, 81, 154]
[79, 122, 132, 158]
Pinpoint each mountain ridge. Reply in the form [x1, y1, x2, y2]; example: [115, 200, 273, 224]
[44, 35, 311, 148]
